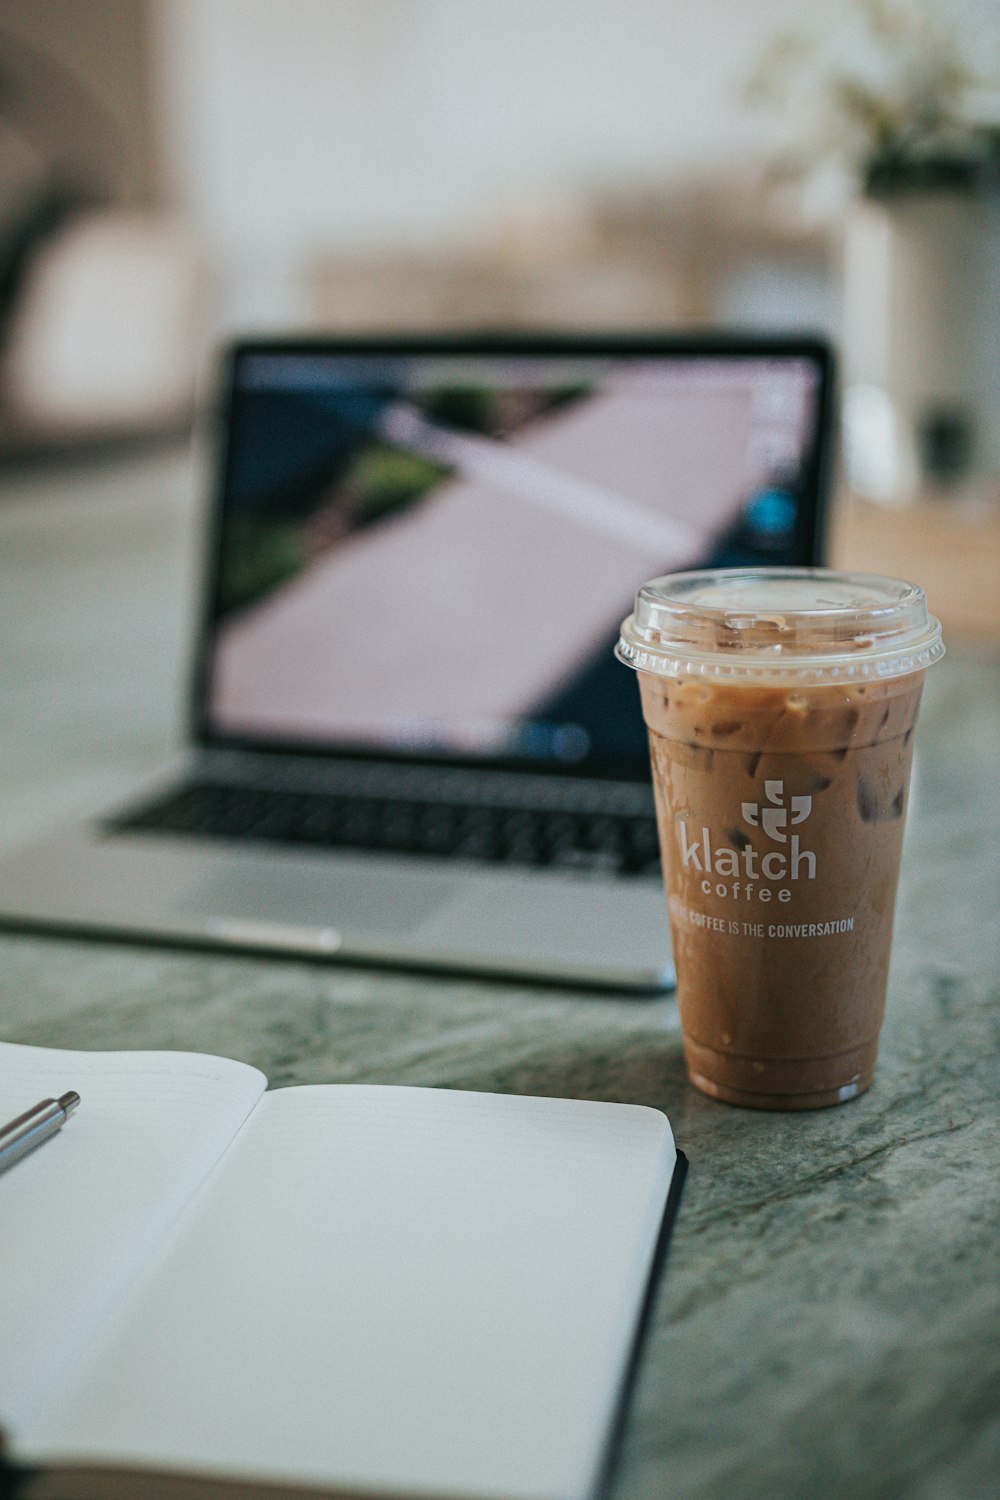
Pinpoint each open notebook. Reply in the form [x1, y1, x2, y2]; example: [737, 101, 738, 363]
[0, 1043, 685, 1500]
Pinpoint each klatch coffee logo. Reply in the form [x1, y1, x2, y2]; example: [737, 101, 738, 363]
[677, 777, 817, 905]
[671, 781, 855, 940]
[742, 781, 812, 842]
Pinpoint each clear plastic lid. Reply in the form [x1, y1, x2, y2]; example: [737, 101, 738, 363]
[616, 568, 944, 683]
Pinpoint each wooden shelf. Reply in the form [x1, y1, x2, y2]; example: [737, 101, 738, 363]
[828, 492, 1000, 642]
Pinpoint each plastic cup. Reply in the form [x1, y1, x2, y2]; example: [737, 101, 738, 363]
[617, 568, 944, 1110]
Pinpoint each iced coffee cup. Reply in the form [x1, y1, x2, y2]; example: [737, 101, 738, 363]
[617, 568, 943, 1110]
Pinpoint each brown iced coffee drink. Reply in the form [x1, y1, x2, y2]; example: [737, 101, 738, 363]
[617, 569, 944, 1110]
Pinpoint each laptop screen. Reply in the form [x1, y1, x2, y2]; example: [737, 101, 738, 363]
[198, 337, 831, 779]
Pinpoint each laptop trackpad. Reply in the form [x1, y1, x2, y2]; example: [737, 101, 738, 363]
[179, 854, 455, 938]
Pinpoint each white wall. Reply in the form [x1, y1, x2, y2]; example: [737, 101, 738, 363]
[151, 0, 811, 320]
[149, 0, 997, 324]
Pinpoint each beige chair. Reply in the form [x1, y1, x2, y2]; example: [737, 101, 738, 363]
[0, 210, 209, 446]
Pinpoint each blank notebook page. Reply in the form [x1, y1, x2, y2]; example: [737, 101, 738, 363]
[0, 1043, 266, 1436]
[26, 1085, 676, 1500]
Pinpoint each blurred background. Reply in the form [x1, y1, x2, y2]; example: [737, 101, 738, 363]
[0, 0, 998, 638]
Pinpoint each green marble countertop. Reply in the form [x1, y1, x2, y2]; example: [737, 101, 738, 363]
[1, 450, 998, 1498]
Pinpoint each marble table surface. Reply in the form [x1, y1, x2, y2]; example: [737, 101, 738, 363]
[1, 447, 998, 1499]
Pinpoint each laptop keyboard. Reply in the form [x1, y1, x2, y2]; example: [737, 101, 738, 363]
[109, 780, 662, 878]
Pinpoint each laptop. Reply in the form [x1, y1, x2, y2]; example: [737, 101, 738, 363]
[0, 333, 833, 988]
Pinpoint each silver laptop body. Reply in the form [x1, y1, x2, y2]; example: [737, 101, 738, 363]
[0, 334, 832, 989]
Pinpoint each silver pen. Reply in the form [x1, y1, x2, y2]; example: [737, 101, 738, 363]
[0, 1091, 81, 1176]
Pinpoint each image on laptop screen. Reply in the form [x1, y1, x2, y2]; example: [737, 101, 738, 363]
[201, 342, 828, 777]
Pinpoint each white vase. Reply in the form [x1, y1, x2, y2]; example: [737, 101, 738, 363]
[840, 188, 1000, 502]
